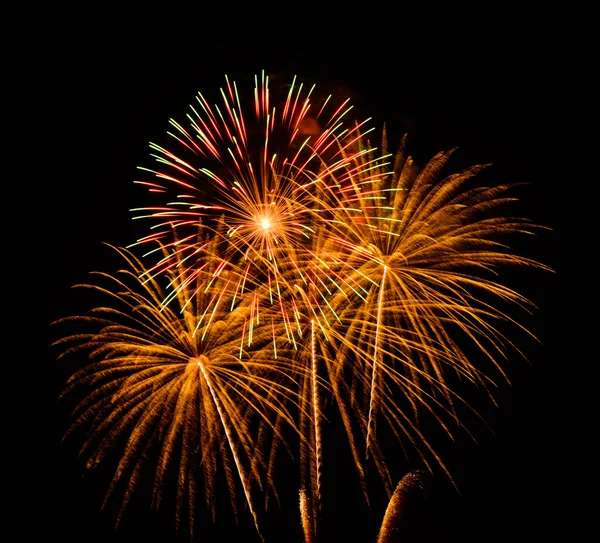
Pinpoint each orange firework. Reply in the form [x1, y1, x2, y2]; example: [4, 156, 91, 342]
[54, 72, 550, 542]
[130, 71, 381, 345]
[53, 235, 303, 540]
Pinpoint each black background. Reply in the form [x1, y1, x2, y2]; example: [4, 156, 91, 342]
[42, 33, 580, 542]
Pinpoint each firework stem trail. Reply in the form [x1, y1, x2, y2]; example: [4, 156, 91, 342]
[366, 264, 388, 459]
[194, 355, 264, 541]
[299, 487, 315, 543]
[310, 319, 322, 516]
[376, 470, 427, 543]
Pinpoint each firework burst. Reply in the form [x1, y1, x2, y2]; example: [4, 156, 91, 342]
[130, 71, 381, 338]
[54, 72, 550, 542]
[53, 235, 303, 540]
[299, 130, 552, 497]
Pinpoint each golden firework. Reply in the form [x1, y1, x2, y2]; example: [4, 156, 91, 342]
[54, 72, 550, 541]
[53, 234, 302, 539]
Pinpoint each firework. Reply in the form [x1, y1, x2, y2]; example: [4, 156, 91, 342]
[129, 71, 384, 347]
[54, 72, 549, 541]
[298, 130, 552, 496]
[53, 235, 302, 539]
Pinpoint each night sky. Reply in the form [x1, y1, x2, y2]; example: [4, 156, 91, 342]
[44, 36, 579, 542]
